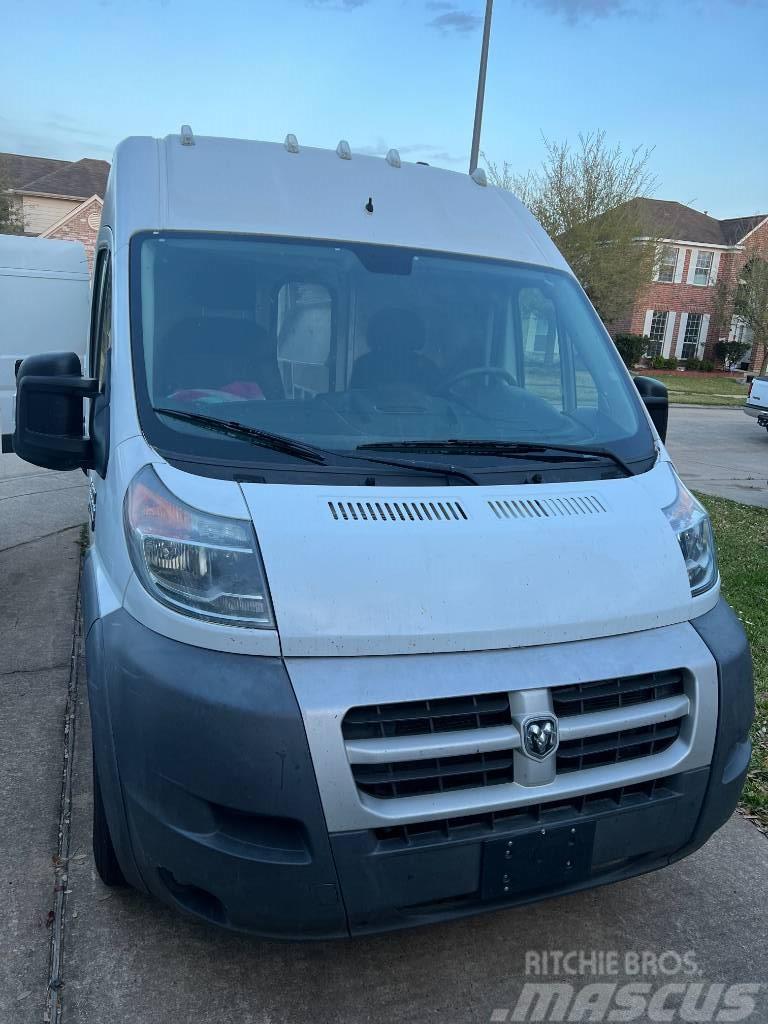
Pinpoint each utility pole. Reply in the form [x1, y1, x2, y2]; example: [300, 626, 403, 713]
[469, 0, 494, 174]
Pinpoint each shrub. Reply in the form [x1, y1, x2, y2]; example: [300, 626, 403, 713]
[700, 359, 715, 372]
[614, 333, 647, 369]
[715, 340, 749, 369]
[650, 355, 678, 370]
[685, 357, 702, 371]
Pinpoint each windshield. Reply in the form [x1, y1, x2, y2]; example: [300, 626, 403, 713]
[130, 233, 655, 474]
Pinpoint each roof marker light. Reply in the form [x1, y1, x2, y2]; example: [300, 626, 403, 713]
[470, 167, 488, 187]
[180, 125, 195, 147]
[336, 140, 352, 161]
[284, 133, 300, 153]
[386, 148, 401, 168]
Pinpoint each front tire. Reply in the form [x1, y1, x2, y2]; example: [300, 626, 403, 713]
[92, 749, 126, 887]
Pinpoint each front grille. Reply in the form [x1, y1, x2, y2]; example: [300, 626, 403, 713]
[557, 721, 681, 774]
[351, 749, 515, 799]
[342, 693, 512, 741]
[343, 669, 690, 809]
[552, 670, 685, 718]
[374, 777, 679, 848]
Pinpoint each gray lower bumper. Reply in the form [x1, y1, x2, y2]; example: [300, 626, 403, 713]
[82, 548, 753, 937]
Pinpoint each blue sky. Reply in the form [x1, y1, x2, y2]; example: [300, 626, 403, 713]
[1, 0, 766, 217]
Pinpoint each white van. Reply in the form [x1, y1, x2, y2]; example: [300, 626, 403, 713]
[13, 131, 753, 938]
[0, 235, 89, 446]
[744, 374, 768, 431]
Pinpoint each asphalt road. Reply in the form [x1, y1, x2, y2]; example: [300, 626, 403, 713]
[0, 409, 766, 1024]
[666, 405, 768, 508]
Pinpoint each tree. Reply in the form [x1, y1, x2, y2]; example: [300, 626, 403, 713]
[483, 131, 658, 326]
[714, 340, 749, 370]
[735, 259, 768, 375]
[713, 258, 768, 374]
[0, 158, 24, 235]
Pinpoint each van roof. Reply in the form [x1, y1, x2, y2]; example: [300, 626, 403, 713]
[105, 132, 569, 272]
[0, 234, 89, 275]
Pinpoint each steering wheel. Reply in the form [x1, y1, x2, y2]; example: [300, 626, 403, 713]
[438, 366, 517, 394]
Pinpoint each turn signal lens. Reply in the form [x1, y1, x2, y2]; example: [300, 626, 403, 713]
[124, 465, 274, 628]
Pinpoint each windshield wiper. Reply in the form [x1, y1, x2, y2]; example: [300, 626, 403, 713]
[358, 439, 635, 477]
[154, 407, 479, 483]
[154, 408, 328, 464]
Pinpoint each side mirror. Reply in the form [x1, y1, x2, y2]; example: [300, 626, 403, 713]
[633, 375, 669, 443]
[14, 352, 98, 471]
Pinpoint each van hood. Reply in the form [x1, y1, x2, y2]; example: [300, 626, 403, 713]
[240, 460, 712, 658]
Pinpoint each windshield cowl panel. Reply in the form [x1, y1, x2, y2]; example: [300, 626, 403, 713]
[129, 232, 655, 481]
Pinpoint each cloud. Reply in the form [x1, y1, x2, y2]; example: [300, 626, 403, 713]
[0, 114, 113, 160]
[306, 0, 370, 8]
[427, 8, 483, 32]
[528, 0, 757, 25]
[532, 0, 635, 22]
[355, 138, 465, 164]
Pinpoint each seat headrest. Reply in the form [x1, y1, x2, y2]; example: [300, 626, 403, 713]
[367, 308, 426, 353]
[158, 317, 271, 392]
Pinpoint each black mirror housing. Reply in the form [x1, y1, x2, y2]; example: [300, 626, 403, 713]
[14, 352, 98, 471]
[633, 375, 669, 443]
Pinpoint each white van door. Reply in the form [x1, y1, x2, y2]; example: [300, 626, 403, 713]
[0, 236, 89, 439]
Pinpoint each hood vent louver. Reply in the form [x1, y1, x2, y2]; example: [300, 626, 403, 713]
[328, 499, 468, 523]
[488, 495, 606, 520]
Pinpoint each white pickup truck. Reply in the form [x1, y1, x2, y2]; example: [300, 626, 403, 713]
[745, 374, 768, 432]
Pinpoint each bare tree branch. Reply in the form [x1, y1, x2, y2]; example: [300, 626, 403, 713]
[483, 131, 658, 325]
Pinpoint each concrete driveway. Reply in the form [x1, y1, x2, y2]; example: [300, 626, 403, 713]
[1, 414, 766, 1023]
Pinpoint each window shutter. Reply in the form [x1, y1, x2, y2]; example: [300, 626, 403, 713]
[686, 249, 699, 285]
[643, 310, 654, 336]
[674, 248, 686, 284]
[709, 252, 720, 284]
[700, 314, 711, 352]
[663, 312, 677, 358]
[676, 313, 689, 358]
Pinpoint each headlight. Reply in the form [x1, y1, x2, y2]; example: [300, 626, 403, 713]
[124, 465, 274, 628]
[662, 468, 718, 596]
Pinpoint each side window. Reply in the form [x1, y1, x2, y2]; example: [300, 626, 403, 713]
[90, 251, 112, 388]
[518, 287, 563, 408]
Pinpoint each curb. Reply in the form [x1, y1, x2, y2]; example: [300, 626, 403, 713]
[670, 403, 744, 411]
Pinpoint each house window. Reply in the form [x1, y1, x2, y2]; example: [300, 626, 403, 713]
[693, 251, 714, 286]
[646, 310, 668, 358]
[657, 246, 678, 283]
[681, 313, 702, 359]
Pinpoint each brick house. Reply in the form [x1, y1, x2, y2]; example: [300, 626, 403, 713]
[614, 199, 768, 372]
[1, 153, 110, 272]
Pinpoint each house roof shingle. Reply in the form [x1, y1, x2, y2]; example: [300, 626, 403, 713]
[628, 198, 767, 247]
[719, 216, 767, 245]
[0, 153, 71, 191]
[17, 158, 110, 200]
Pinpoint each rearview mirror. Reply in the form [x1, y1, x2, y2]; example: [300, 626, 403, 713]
[633, 375, 669, 443]
[14, 352, 98, 471]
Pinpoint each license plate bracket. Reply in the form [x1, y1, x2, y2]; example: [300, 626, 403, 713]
[481, 820, 596, 901]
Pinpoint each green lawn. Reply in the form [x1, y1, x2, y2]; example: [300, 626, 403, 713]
[658, 373, 750, 407]
[697, 493, 768, 828]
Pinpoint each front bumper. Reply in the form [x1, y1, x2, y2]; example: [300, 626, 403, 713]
[83, 563, 753, 938]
